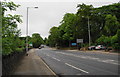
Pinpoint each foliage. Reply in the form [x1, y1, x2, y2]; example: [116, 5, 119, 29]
[2, 1, 24, 55]
[104, 14, 120, 36]
[46, 3, 120, 50]
[30, 33, 44, 48]
[97, 29, 120, 50]
[112, 29, 120, 50]
[47, 27, 60, 47]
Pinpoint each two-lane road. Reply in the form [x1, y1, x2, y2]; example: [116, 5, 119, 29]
[35, 47, 119, 76]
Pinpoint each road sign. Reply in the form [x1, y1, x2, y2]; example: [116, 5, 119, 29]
[71, 43, 77, 46]
[29, 42, 33, 46]
[77, 39, 83, 43]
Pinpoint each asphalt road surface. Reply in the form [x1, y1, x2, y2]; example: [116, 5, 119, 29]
[35, 47, 119, 76]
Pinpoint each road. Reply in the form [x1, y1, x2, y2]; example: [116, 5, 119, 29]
[35, 47, 119, 76]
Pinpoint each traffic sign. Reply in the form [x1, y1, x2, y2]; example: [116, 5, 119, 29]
[77, 39, 83, 43]
[29, 42, 33, 46]
[71, 43, 77, 46]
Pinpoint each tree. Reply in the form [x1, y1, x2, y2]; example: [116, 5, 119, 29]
[44, 37, 47, 44]
[30, 33, 44, 48]
[76, 3, 94, 43]
[104, 14, 120, 36]
[2, 1, 24, 55]
[112, 29, 120, 50]
[60, 13, 77, 46]
[47, 3, 120, 49]
[48, 26, 61, 47]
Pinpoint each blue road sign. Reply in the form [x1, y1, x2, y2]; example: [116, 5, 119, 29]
[71, 43, 77, 46]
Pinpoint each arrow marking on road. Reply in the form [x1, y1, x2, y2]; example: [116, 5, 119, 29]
[65, 63, 89, 74]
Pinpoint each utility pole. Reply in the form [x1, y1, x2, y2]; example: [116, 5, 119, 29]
[88, 17, 91, 46]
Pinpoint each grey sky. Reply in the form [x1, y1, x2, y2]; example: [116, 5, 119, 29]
[5, 0, 120, 39]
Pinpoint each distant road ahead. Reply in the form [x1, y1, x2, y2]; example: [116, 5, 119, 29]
[36, 47, 119, 75]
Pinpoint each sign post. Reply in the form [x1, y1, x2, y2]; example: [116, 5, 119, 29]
[76, 39, 83, 50]
[71, 43, 77, 46]
[29, 42, 33, 47]
[77, 39, 83, 43]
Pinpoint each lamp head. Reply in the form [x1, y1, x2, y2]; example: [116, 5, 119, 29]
[34, 7, 38, 8]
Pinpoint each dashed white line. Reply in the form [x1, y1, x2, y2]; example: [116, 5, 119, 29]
[76, 73, 81, 75]
[65, 63, 89, 74]
[47, 54, 50, 56]
[52, 57, 61, 61]
[56, 52, 119, 65]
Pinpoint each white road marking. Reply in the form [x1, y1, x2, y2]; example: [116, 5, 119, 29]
[40, 57, 57, 75]
[76, 73, 81, 75]
[65, 63, 89, 74]
[91, 57, 100, 60]
[52, 57, 60, 61]
[56, 52, 119, 65]
[46, 54, 50, 56]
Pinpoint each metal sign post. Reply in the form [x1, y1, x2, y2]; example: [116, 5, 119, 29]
[77, 39, 83, 43]
[76, 39, 83, 50]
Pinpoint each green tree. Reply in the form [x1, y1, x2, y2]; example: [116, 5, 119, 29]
[104, 14, 120, 36]
[47, 3, 120, 49]
[2, 1, 23, 55]
[48, 27, 61, 47]
[44, 37, 47, 44]
[112, 29, 120, 50]
[30, 33, 44, 48]
[60, 13, 77, 46]
[76, 3, 94, 43]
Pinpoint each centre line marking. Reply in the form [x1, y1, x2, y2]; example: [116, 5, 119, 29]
[47, 54, 49, 56]
[52, 57, 60, 61]
[65, 63, 89, 74]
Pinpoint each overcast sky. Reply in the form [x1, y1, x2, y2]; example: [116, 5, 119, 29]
[4, 0, 120, 39]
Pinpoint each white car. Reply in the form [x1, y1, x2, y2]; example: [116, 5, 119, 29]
[88, 46, 96, 50]
[95, 45, 106, 50]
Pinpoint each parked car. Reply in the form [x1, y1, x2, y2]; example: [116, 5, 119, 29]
[39, 46, 42, 49]
[41, 45, 44, 48]
[95, 45, 106, 50]
[88, 46, 96, 50]
[38, 45, 44, 49]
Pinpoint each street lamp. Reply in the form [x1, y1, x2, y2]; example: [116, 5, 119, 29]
[26, 7, 38, 52]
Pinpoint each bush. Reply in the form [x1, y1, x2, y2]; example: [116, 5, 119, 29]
[96, 35, 111, 46]
[111, 34, 118, 44]
[112, 43, 120, 50]
[111, 30, 120, 50]
[15, 48, 23, 52]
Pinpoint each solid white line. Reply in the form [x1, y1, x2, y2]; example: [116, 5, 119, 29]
[39, 57, 57, 75]
[52, 57, 60, 61]
[65, 63, 89, 74]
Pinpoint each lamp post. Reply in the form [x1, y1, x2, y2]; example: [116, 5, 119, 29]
[26, 7, 38, 52]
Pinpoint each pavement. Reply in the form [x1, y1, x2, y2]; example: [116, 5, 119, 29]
[13, 49, 57, 76]
[36, 47, 119, 75]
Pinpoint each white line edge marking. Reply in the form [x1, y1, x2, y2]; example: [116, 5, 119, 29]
[65, 63, 89, 74]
